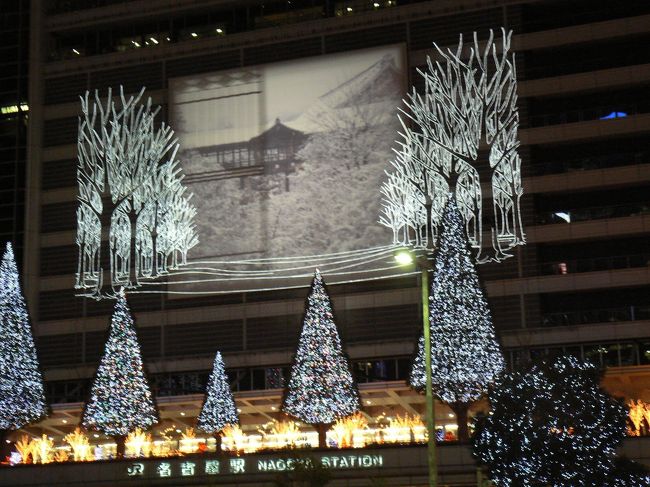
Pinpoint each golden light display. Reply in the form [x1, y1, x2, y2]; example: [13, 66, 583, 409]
[32, 435, 54, 464]
[8, 413, 439, 465]
[331, 413, 368, 448]
[125, 428, 153, 458]
[64, 428, 92, 461]
[628, 399, 650, 436]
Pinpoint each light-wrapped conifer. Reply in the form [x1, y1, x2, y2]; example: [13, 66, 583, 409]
[282, 270, 360, 447]
[82, 290, 158, 456]
[410, 197, 504, 440]
[0, 242, 47, 443]
[197, 351, 238, 451]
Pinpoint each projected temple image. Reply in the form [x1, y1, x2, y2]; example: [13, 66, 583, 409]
[169, 46, 404, 263]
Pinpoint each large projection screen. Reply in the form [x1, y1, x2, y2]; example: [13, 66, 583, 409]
[169, 45, 406, 290]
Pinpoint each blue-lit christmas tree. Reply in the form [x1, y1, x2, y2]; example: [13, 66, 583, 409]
[282, 270, 360, 448]
[473, 355, 650, 486]
[0, 242, 47, 445]
[82, 290, 158, 457]
[410, 197, 504, 441]
[197, 351, 238, 451]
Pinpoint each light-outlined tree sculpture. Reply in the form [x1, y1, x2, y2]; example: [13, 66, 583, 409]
[410, 197, 504, 441]
[75, 86, 198, 299]
[282, 270, 360, 448]
[196, 351, 239, 452]
[0, 242, 47, 445]
[380, 29, 524, 262]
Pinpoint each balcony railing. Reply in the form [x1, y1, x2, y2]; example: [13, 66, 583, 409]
[530, 150, 649, 176]
[537, 203, 650, 225]
[538, 253, 650, 276]
[541, 305, 650, 327]
[529, 104, 641, 127]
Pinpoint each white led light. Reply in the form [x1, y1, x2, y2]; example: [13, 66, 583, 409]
[410, 198, 504, 427]
[394, 249, 414, 266]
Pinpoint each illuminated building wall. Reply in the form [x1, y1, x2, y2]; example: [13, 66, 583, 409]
[19, 0, 650, 445]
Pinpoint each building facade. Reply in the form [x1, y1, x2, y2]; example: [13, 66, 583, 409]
[19, 0, 650, 463]
[0, 0, 29, 266]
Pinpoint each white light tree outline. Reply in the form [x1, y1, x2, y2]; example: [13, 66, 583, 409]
[75, 86, 198, 299]
[380, 29, 525, 262]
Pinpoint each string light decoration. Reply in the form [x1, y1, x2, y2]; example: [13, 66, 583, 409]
[0, 242, 47, 436]
[82, 290, 158, 455]
[196, 351, 239, 451]
[380, 29, 524, 263]
[75, 86, 198, 299]
[282, 270, 361, 448]
[410, 197, 504, 440]
[473, 355, 650, 486]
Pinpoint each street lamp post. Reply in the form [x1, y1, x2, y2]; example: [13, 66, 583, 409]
[395, 248, 436, 487]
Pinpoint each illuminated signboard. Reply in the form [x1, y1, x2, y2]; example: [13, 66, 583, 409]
[126, 454, 383, 478]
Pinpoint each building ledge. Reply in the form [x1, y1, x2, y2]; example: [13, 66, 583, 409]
[501, 320, 650, 348]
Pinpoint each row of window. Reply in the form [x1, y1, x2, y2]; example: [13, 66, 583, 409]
[507, 341, 650, 369]
[540, 306, 650, 328]
[530, 148, 649, 176]
[537, 253, 650, 277]
[47, 0, 402, 61]
[44, 342, 650, 404]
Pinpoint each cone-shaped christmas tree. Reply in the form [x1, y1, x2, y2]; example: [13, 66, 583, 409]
[410, 197, 504, 441]
[197, 351, 238, 451]
[0, 242, 47, 442]
[82, 290, 158, 457]
[282, 270, 360, 448]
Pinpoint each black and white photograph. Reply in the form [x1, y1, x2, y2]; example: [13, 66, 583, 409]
[169, 45, 406, 261]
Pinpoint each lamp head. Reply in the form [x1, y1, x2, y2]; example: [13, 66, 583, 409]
[394, 248, 415, 266]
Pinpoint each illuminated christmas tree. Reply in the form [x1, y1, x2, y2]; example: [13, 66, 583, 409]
[82, 290, 158, 457]
[410, 197, 504, 441]
[197, 351, 238, 451]
[282, 270, 360, 448]
[473, 355, 650, 486]
[0, 242, 47, 443]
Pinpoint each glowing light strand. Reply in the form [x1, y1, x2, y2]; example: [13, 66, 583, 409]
[0, 242, 47, 431]
[380, 28, 525, 263]
[82, 291, 159, 436]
